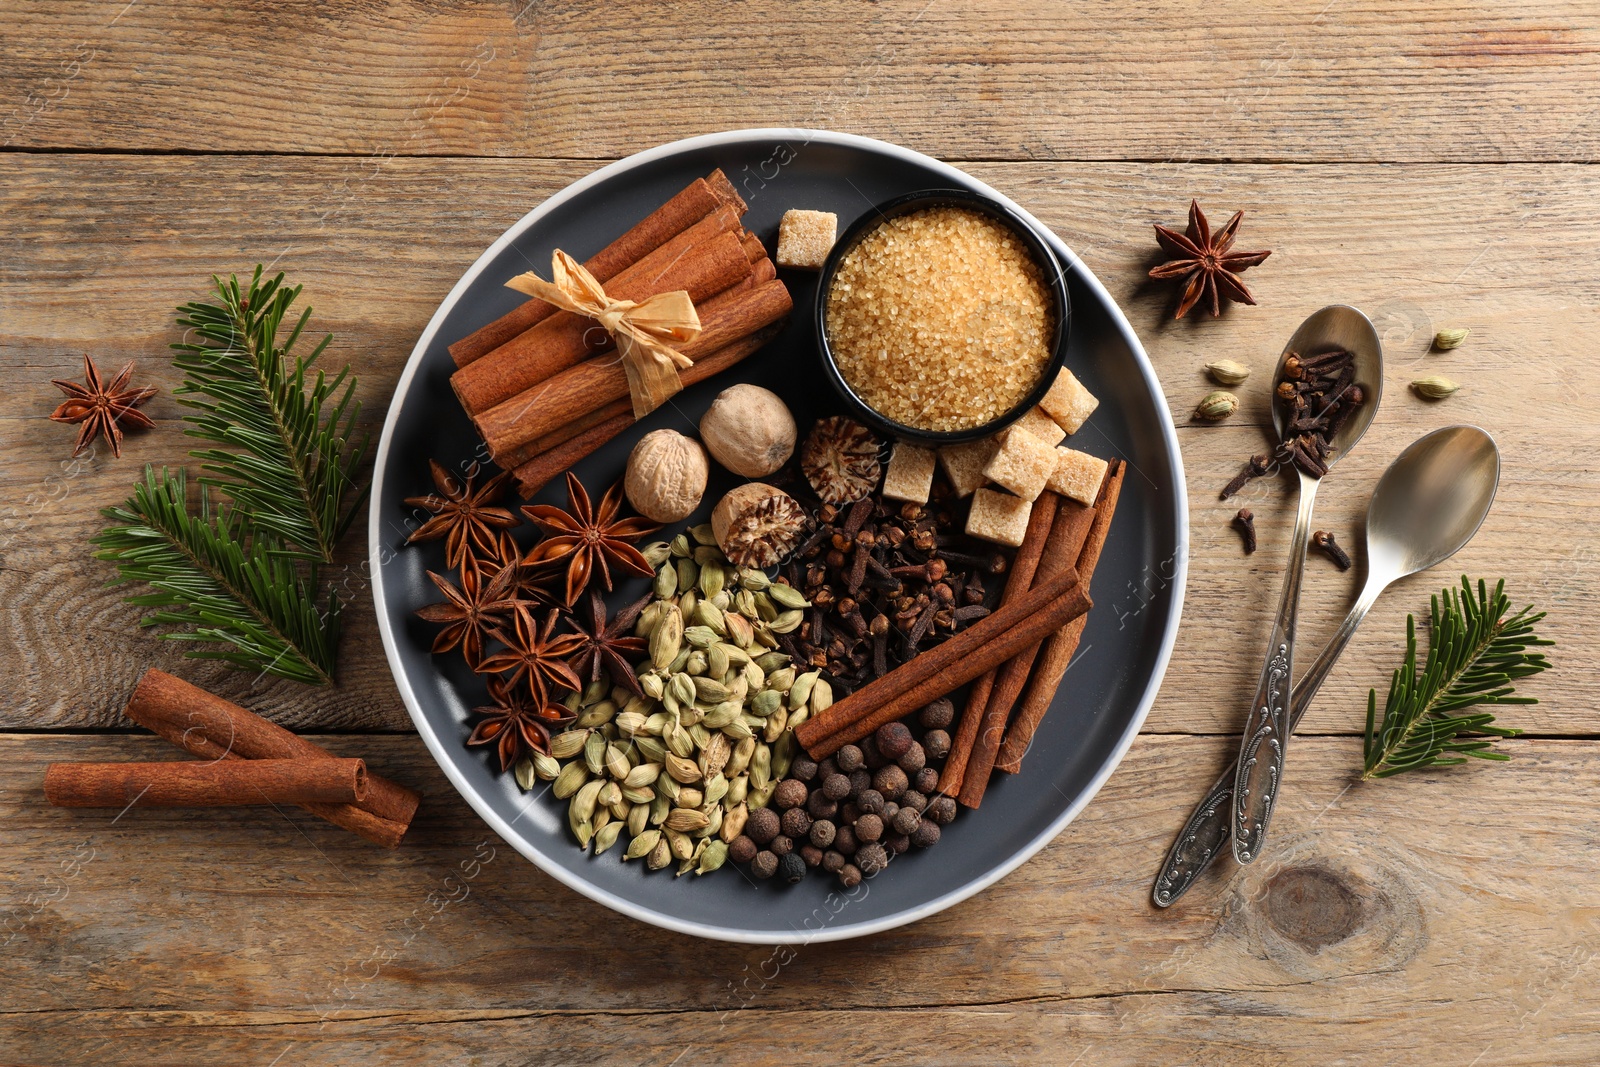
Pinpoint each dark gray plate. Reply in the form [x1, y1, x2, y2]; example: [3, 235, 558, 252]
[371, 130, 1188, 943]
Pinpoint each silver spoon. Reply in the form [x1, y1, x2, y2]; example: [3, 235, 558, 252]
[1232, 306, 1383, 864]
[1154, 425, 1500, 906]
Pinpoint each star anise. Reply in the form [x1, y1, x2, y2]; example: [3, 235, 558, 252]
[1149, 200, 1272, 319]
[476, 603, 585, 705]
[413, 559, 525, 668]
[476, 528, 564, 606]
[466, 674, 575, 771]
[405, 460, 520, 569]
[567, 588, 650, 695]
[521, 473, 660, 606]
[50, 354, 158, 458]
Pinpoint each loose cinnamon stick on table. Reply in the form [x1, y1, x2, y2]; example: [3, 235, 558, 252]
[123, 669, 421, 848]
[451, 224, 754, 415]
[938, 492, 1061, 798]
[509, 324, 785, 495]
[794, 562, 1091, 759]
[958, 490, 1103, 809]
[478, 278, 794, 460]
[449, 170, 745, 368]
[44, 759, 368, 808]
[996, 459, 1126, 774]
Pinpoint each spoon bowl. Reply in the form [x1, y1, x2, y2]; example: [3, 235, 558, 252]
[1367, 425, 1500, 581]
[1271, 304, 1384, 462]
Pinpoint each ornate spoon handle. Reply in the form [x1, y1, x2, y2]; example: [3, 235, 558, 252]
[1232, 471, 1320, 864]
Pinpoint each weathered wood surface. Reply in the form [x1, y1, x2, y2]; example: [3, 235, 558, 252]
[2, 733, 1597, 1065]
[0, 154, 1592, 733]
[3, 2, 1600, 163]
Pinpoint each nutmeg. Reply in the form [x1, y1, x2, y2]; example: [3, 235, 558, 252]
[624, 429, 708, 523]
[711, 482, 810, 568]
[699, 384, 796, 478]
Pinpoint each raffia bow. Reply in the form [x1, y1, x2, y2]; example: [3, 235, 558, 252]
[505, 250, 702, 419]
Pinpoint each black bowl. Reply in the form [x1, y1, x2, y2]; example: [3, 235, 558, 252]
[814, 188, 1072, 445]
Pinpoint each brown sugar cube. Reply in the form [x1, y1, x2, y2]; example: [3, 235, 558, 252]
[1047, 447, 1109, 505]
[982, 426, 1058, 501]
[1038, 367, 1099, 434]
[966, 487, 1033, 547]
[882, 443, 937, 504]
[1011, 405, 1066, 447]
[937, 437, 999, 498]
[776, 210, 838, 270]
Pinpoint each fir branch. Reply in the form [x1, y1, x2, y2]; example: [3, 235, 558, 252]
[93, 467, 339, 686]
[1361, 577, 1552, 779]
[171, 266, 369, 563]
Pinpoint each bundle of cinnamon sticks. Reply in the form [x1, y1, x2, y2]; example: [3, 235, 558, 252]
[449, 169, 793, 496]
[794, 459, 1125, 810]
[44, 669, 421, 847]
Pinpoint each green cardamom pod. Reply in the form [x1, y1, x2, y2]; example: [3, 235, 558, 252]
[683, 624, 717, 650]
[1193, 390, 1240, 421]
[738, 568, 770, 591]
[642, 540, 672, 568]
[694, 600, 727, 636]
[696, 839, 729, 875]
[647, 837, 673, 870]
[762, 706, 789, 744]
[575, 699, 617, 729]
[753, 591, 779, 623]
[754, 651, 789, 674]
[1411, 375, 1460, 399]
[621, 785, 655, 805]
[787, 706, 809, 729]
[665, 753, 703, 784]
[766, 583, 811, 610]
[639, 671, 666, 701]
[766, 667, 797, 693]
[513, 758, 538, 791]
[623, 763, 662, 790]
[692, 676, 730, 704]
[568, 810, 593, 851]
[532, 752, 561, 782]
[570, 779, 604, 824]
[699, 805, 722, 839]
[583, 731, 607, 775]
[625, 828, 661, 860]
[604, 743, 632, 781]
[1432, 327, 1469, 350]
[649, 793, 670, 826]
[703, 772, 729, 807]
[1204, 359, 1251, 385]
[676, 558, 699, 595]
[698, 562, 726, 599]
[665, 827, 695, 861]
[727, 737, 757, 778]
[614, 711, 648, 738]
[700, 733, 731, 780]
[636, 600, 666, 639]
[549, 729, 589, 760]
[770, 732, 796, 782]
[749, 689, 783, 718]
[688, 523, 718, 547]
[720, 717, 754, 741]
[593, 821, 623, 855]
[788, 670, 819, 711]
[684, 650, 708, 677]
[650, 605, 684, 670]
[727, 775, 749, 808]
[742, 660, 766, 691]
[733, 589, 759, 620]
[627, 802, 650, 837]
[692, 546, 723, 569]
[720, 801, 749, 842]
[700, 702, 741, 730]
[669, 533, 692, 558]
[676, 786, 704, 809]
[810, 677, 834, 715]
[552, 761, 589, 799]
[707, 643, 730, 680]
[655, 772, 681, 802]
[665, 808, 711, 833]
[652, 561, 678, 600]
[770, 609, 804, 635]
[634, 735, 667, 763]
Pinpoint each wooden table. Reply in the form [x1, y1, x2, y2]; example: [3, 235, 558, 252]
[3, 4, 1597, 1063]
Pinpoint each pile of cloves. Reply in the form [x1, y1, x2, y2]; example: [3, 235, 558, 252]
[1221, 347, 1364, 498]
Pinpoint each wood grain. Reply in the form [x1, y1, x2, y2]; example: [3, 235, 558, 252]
[0, 154, 1592, 734]
[3, 3, 1600, 163]
[2, 732, 1597, 1064]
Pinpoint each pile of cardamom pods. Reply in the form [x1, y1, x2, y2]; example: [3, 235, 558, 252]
[516, 528, 834, 877]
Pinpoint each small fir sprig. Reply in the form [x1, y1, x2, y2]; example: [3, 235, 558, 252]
[94, 468, 338, 685]
[1362, 577, 1552, 779]
[172, 267, 368, 563]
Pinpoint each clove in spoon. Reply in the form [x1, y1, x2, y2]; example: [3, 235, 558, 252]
[1232, 306, 1383, 865]
[1154, 425, 1500, 906]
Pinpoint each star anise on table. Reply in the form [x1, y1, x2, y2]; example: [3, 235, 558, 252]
[1149, 200, 1272, 319]
[50, 354, 158, 458]
[476, 603, 585, 705]
[521, 473, 660, 606]
[567, 588, 650, 695]
[413, 560, 526, 668]
[466, 674, 576, 771]
[475, 528, 565, 606]
[405, 459, 520, 569]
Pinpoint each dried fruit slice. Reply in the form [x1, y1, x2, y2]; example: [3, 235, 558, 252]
[800, 416, 881, 505]
[711, 483, 810, 568]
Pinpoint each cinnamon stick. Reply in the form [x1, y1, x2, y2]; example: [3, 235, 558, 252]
[44, 759, 368, 808]
[508, 324, 786, 495]
[996, 460, 1126, 774]
[451, 224, 754, 415]
[794, 563, 1090, 759]
[958, 495, 1100, 809]
[479, 279, 794, 461]
[938, 492, 1060, 798]
[123, 669, 420, 847]
[449, 170, 744, 367]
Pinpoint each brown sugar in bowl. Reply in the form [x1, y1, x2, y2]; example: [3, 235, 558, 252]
[815, 189, 1071, 445]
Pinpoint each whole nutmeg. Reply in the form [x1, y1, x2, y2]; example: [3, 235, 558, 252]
[896, 742, 926, 775]
[780, 806, 812, 839]
[856, 789, 885, 815]
[624, 429, 709, 523]
[911, 821, 941, 848]
[854, 813, 884, 842]
[822, 773, 853, 800]
[892, 806, 922, 836]
[746, 806, 781, 845]
[836, 744, 865, 773]
[711, 482, 810, 568]
[800, 844, 824, 868]
[914, 767, 940, 794]
[770, 834, 794, 857]
[751, 850, 779, 879]
[809, 819, 837, 848]
[923, 729, 951, 761]
[778, 851, 807, 884]
[873, 764, 909, 799]
[730, 834, 758, 864]
[700, 384, 797, 478]
[919, 698, 954, 730]
[856, 842, 889, 876]
[876, 722, 914, 760]
[773, 778, 808, 810]
[927, 796, 957, 825]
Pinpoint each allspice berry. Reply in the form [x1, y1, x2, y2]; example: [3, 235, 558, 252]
[856, 789, 885, 815]
[839, 863, 863, 888]
[855, 813, 884, 843]
[914, 767, 940, 794]
[770, 834, 794, 857]
[919, 698, 954, 730]
[923, 729, 951, 760]
[892, 807, 922, 836]
[823, 849, 846, 873]
[927, 796, 957, 825]
[807, 790, 839, 819]
[778, 852, 807, 884]
[773, 778, 808, 810]
[730, 835, 758, 864]
[809, 819, 837, 849]
[886, 833, 910, 855]
[848, 769, 872, 797]
[746, 806, 780, 845]
[911, 821, 941, 848]
[876, 721, 914, 760]
[781, 806, 812, 839]
[751, 850, 779, 879]
[897, 742, 926, 775]
[856, 842, 889, 876]
[836, 744, 865, 773]
[822, 773, 852, 800]
[900, 790, 927, 813]
[791, 757, 819, 782]
[834, 825, 858, 855]
[873, 764, 909, 799]
[800, 844, 824, 868]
